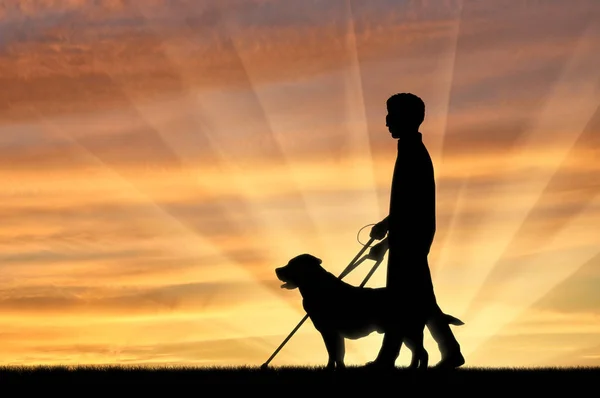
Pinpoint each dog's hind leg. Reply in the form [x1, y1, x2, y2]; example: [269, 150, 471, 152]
[322, 332, 345, 370]
[404, 338, 419, 369]
[417, 346, 429, 370]
[406, 345, 418, 369]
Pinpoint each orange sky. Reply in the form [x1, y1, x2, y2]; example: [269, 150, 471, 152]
[1, 0, 600, 367]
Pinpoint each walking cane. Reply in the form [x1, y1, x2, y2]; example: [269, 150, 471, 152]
[260, 236, 385, 369]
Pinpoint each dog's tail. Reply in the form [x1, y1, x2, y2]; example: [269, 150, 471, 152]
[443, 313, 465, 326]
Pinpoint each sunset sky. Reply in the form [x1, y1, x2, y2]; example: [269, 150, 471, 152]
[1, 0, 599, 368]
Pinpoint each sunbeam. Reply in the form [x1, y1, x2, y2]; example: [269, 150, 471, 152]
[421, 0, 464, 170]
[464, 104, 600, 319]
[421, 0, 464, 272]
[432, 21, 600, 317]
[24, 109, 307, 362]
[484, 251, 600, 368]
[127, 1, 370, 361]
[217, 1, 389, 362]
[429, 1, 600, 281]
[36, 89, 283, 294]
[342, 0, 380, 220]
[217, 2, 384, 287]
[219, 3, 366, 270]
[128, 1, 332, 286]
[14, 2, 283, 293]
[128, 2, 323, 270]
[461, 191, 600, 358]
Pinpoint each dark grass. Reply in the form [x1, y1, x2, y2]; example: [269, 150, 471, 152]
[1, 365, 599, 393]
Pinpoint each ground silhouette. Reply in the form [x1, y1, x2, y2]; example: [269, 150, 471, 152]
[1, 365, 599, 393]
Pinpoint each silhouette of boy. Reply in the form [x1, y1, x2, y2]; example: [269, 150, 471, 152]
[367, 93, 465, 369]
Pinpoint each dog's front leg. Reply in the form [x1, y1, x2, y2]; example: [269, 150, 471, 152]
[335, 336, 346, 370]
[321, 331, 336, 370]
[321, 331, 344, 370]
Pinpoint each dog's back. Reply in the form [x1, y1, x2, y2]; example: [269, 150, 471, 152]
[299, 269, 398, 339]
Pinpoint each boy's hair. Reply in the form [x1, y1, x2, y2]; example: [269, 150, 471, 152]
[386, 93, 425, 126]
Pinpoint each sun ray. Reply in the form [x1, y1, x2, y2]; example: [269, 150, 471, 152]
[464, 103, 600, 319]
[125, 1, 375, 363]
[424, 0, 465, 272]
[26, 110, 258, 292]
[214, 5, 382, 266]
[214, 4, 359, 270]
[96, 79, 297, 273]
[470, 253, 600, 368]
[457, 191, 600, 358]
[424, 0, 468, 267]
[431, 176, 468, 282]
[461, 253, 600, 368]
[40, 87, 285, 297]
[129, 1, 330, 266]
[128, 3, 361, 362]
[22, 1, 324, 326]
[424, 0, 464, 170]
[11, 10, 284, 296]
[15, 110, 312, 365]
[431, 2, 599, 279]
[432, 21, 600, 317]
[342, 0, 381, 220]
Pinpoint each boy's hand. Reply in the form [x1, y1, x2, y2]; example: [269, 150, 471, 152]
[368, 241, 388, 261]
[370, 220, 388, 240]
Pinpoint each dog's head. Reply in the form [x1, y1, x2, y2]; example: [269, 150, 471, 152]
[275, 254, 323, 290]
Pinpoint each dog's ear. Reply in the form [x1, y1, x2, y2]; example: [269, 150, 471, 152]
[306, 254, 322, 265]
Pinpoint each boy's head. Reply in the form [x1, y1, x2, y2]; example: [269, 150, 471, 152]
[386, 93, 425, 139]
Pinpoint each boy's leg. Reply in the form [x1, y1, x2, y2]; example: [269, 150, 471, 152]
[427, 304, 465, 368]
[421, 256, 465, 368]
[371, 329, 403, 368]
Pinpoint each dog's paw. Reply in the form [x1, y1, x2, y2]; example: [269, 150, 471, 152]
[336, 363, 347, 371]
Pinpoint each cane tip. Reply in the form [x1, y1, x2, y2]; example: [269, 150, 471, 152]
[260, 363, 269, 370]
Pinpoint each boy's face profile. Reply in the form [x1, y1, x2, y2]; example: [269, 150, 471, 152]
[386, 103, 422, 139]
[386, 110, 406, 139]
